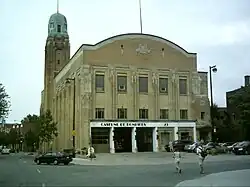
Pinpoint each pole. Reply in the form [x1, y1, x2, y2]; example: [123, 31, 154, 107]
[57, 0, 59, 13]
[72, 78, 76, 148]
[139, 0, 143, 33]
[209, 66, 214, 142]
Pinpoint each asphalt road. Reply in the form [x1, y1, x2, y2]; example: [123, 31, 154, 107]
[1, 154, 250, 187]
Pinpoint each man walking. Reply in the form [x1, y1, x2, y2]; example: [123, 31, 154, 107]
[173, 147, 182, 174]
[196, 144, 207, 174]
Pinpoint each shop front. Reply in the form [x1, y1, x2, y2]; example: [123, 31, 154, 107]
[90, 120, 197, 153]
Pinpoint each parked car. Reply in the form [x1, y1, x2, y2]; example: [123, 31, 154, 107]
[184, 142, 200, 152]
[232, 141, 250, 155]
[63, 148, 76, 158]
[34, 152, 73, 165]
[165, 140, 193, 152]
[227, 142, 239, 152]
[1, 147, 11, 155]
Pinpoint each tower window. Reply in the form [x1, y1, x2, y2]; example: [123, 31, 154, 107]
[57, 25, 61, 32]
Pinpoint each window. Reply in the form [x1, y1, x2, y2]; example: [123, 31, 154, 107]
[159, 78, 168, 93]
[117, 108, 127, 119]
[201, 112, 205, 120]
[50, 23, 54, 28]
[139, 109, 148, 119]
[160, 109, 169, 119]
[57, 25, 61, 32]
[179, 78, 187, 95]
[95, 108, 105, 119]
[57, 60, 60, 64]
[139, 77, 148, 93]
[91, 128, 109, 144]
[95, 74, 105, 92]
[117, 75, 127, 92]
[180, 109, 188, 120]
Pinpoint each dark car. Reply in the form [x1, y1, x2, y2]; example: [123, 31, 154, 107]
[165, 140, 193, 152]
[34, 152, 73, 165]
[63, 148, 76, 158]
[232, 141, 250, 155]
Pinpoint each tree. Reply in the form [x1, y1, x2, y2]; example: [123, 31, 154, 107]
[0, 83, 10, 119]
[21, 114, 41, 151]
[24, 130, 38, 152]
[8, 128, 18, 149]
[39, 110, 58, 148]
[229, 86, 250, 140]
[0, 131, 8, 145]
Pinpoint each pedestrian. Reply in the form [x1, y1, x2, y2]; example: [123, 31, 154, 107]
[169, 141, 173, 152]
[196, 144, 207, 174]
[173, 147, 182, 174]
[87, 144, 96, 161]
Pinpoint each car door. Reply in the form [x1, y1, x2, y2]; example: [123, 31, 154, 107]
[42, 152, 52, 163]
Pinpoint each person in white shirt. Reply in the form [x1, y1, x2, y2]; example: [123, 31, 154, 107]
[87, 145, 96, 160]
[173, 147, 182, 174]
[196, 144, 207, 174]
[169, 141, 173, 152]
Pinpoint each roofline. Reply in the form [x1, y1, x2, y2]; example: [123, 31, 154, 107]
[55, 33, 197, 81]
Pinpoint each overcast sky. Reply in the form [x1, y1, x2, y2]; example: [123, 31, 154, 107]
[1, 0, 250, 123]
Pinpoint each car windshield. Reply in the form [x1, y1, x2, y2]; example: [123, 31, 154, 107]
[238, 141, 250, 146]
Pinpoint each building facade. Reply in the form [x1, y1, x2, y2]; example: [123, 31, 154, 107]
[41, 11, 211, 153]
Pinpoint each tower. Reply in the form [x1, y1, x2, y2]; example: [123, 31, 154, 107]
[43, 9, 70, 112]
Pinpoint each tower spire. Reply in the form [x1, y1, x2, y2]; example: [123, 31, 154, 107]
[139, 0, 143, 34]
[57, 0, 59, 13]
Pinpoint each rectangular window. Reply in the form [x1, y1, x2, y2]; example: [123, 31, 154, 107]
[160, 109, 169, 119]
[201, 112, 205, 120]
[139, 109, 148, 119]
[117, 108, 127, 119]
[159, 78, 168, 94]
[180, 109, 188, 120]
[95, 108, 105, 119]
[57, 25, 61, 32]
[139, 77, 148, 93]
[95, 74, 105, 92]
[117, 75, 127, 92]
[179, 78, 187, 95]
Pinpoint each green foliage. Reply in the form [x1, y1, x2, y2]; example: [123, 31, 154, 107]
[38, 110, 58, 144]
[229, 86, 250, 140]
[24, 130, 38, 150]
[0, 131, 8, 145]
[8, 128, 19, 145]
[0, 83, 10, 119]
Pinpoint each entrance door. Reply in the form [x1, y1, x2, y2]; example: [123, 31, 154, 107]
[114, 128, 132, 153]
[136, 127, 153, 152]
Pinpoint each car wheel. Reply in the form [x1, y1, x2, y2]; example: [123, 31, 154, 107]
[53, 159, 58, 165]
[64, 162, 69, 165]
[245, 150, 249, 155]
[37, 159, 41, 165]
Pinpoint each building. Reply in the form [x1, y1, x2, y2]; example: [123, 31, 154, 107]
[226, 75, 250, 140]
[41, 10, 211, 153]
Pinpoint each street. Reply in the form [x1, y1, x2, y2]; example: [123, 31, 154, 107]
[0, 154, 250, 186]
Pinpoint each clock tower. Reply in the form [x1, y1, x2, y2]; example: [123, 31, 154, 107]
[43, 10, 70, 112]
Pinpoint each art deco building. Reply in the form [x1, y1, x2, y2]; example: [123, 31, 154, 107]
[41, 10, 211, 153]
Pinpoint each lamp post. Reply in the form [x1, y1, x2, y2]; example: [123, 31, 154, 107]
[66, 78, 76, 148]
[209, 65, 217, 142]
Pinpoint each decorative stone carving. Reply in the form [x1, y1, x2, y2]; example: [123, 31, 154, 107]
[81, 68, 92, 92]
[136, 44, 151, 55]
[81, 93, 92, 105]
[152, 72, 158, 85]
[131, 71, 137, 83]
[170, 69, 176, 83]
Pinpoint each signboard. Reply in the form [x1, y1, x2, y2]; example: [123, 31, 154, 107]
[91, 121, 196, 128]
[72, 130, 76, 136]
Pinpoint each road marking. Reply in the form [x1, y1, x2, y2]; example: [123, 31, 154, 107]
[37, 169, 41, 173]
[42, 183, 46, 187]
[23, 161, 27, 163]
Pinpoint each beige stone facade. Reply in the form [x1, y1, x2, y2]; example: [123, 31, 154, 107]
[45, 34, 211, 151]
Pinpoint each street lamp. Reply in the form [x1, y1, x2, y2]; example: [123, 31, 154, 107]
[65, 78, 76, 148]
[209, 65, 217, 142]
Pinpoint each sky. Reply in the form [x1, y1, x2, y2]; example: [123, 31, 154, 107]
[0, 0, 250, 123]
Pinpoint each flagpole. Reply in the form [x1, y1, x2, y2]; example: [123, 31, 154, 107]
[139, 0, 143, 33]
[57, 0, 59, 13]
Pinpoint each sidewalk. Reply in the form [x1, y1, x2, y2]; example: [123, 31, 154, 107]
[72, 152, 250, 166]
[176, 169, 250, 186]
